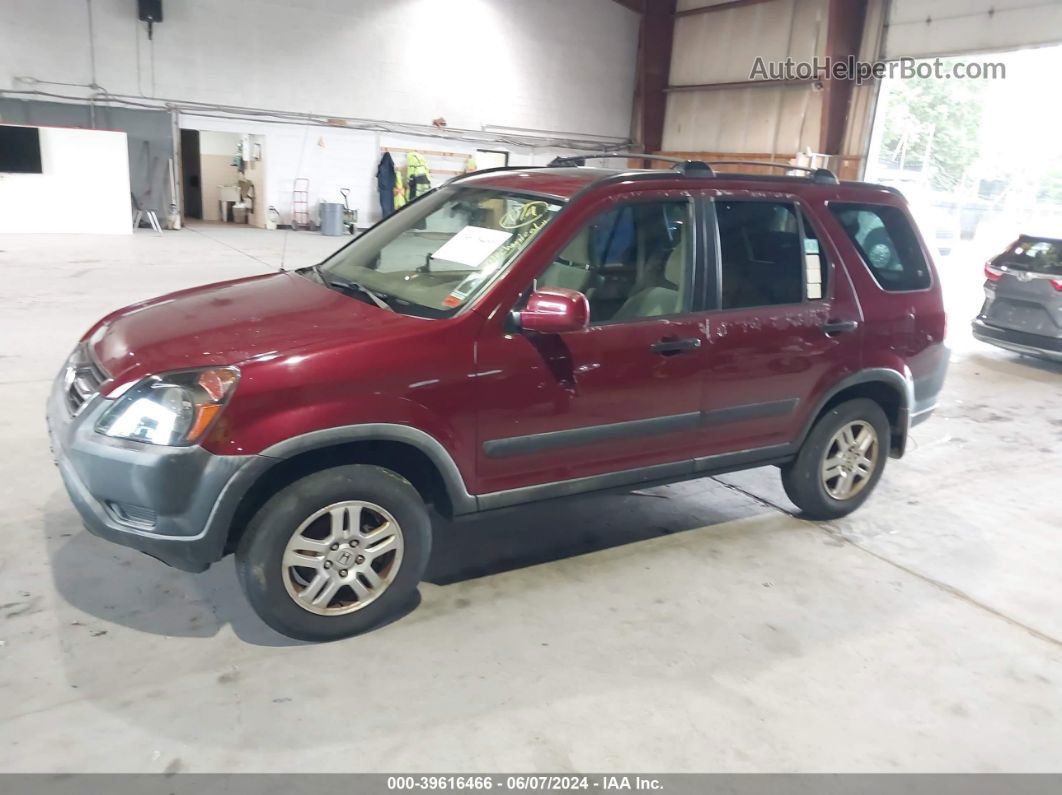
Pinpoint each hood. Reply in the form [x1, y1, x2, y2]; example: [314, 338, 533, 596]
[90, 271, 424, 391]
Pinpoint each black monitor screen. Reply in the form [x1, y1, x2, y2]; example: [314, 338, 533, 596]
[0, 126, 43, 173]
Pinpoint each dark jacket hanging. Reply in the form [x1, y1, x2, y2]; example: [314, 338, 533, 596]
[377, 152, 396, 217]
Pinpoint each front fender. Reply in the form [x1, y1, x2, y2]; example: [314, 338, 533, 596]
[257, 422, 477, 515]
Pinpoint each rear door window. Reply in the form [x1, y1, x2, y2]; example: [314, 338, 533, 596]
[715, 200, 820, 309]
[830, 203, 931, 291]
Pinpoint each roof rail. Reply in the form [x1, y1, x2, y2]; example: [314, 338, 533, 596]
[549, 152, 715, 176]
[446, 155, 840, 193]
[705, 160, 839, 184]
[545, 152, 838, 184]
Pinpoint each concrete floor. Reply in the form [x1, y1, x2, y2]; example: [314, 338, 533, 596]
[1, 224, 1060, 773]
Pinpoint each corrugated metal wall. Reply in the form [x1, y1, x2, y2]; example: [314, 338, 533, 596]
[885, 0, 1062, 59]
[662, 0, 828, 158]
[671, 0, 825, 84]
[658, 0, 1062, 175]
[663, 85, 822, 156]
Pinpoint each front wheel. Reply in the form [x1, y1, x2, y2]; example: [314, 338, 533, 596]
[781, 398, 889, 521]
[235, 464, 431, 641]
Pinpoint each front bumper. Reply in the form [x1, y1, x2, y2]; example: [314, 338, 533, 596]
[971, 318, 1062, 363]
[46, 371, 266, 572]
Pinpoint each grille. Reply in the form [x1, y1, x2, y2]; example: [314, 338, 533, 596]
[64, 345, 109, 416]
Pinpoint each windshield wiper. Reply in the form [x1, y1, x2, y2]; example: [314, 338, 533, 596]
[319, 270, 395, 312]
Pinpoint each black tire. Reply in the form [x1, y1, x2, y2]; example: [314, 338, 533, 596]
[235, 464, 431, 642]
[781, 398, 889, 521]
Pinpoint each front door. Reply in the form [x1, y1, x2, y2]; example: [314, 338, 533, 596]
[473, 193, 709, 496]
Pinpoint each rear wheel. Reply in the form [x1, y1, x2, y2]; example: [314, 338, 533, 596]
[235, 464, 431, 641]
[781, 398, 889, 520]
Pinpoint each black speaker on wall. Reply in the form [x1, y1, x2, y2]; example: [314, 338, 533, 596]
[138, 0, 162, 23]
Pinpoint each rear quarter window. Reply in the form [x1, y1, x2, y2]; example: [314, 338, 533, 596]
[830, 203, 931, 292]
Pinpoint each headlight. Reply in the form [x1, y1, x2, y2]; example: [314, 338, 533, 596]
[96, 367, 239, 446]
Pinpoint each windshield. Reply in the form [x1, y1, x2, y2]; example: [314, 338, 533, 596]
[317, 187, 564, 317]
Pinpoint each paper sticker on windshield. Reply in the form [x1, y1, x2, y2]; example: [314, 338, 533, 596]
[445, 273, 482, 305]
[501, 201, 551, 230]
[431, 226, 512, 271]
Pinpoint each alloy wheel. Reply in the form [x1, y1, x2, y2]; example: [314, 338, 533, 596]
[820, 420, 879, 501]
[281, 501, 404, 616]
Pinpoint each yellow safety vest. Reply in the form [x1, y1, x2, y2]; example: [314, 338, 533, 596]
[393, 168, 407, 210]
[406, 152, 432, 200]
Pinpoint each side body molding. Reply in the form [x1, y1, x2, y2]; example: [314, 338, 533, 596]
[225, 368, 913, 530]
[258, 423, 479, 515]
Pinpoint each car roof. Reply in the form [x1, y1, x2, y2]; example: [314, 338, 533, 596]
[457, 165, 904, 203]
[1018, 232, 1062, 244]
[455, 167, 619, 199]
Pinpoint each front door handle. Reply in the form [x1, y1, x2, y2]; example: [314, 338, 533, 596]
[822, 319, 859, 336]
[651, 337, 702, 355]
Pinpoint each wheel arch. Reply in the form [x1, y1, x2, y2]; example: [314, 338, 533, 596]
[218, 425, 476, 556]
[797, 368, 914, 458]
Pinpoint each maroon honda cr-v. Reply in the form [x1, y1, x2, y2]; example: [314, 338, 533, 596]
[47, 160, 948, 640]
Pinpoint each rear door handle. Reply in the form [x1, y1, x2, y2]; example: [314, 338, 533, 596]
[651, 337, 702, 355]
[822, 319, 859, 336]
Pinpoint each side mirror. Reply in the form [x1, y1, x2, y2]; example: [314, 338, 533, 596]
[517, 288, 590, 334]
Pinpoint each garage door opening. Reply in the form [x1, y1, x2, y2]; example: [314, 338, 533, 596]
[864, 45, 1062, 273]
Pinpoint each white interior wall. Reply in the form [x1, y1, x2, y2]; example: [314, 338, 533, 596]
[0, 125, 130, 234]
[180, 114, 378, 226]
[180, 114, 613, 227]
[1, 0, 640, 140]
[2, 0, 640, 230]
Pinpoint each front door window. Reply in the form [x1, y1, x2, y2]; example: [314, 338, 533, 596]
[535, 200, 695, 322]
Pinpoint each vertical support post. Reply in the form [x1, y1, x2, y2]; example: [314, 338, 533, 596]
[819, 0, 869, 157]
[170, 108, 183, 230]
[636, 0, 676, 167]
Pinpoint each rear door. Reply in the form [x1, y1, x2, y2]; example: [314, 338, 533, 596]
[693, 191, 863, 457]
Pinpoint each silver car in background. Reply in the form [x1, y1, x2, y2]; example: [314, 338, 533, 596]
[973, 235, 1062, 362]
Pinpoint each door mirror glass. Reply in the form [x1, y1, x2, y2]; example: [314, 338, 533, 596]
[518, 288, 589, 333]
